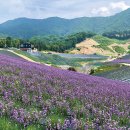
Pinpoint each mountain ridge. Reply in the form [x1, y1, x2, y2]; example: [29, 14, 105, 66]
[0, 8, 130, 38]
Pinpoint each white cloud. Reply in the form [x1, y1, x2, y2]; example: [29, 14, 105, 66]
[110, 1, 130, 10]
[91, 7, 110, 16]
[0, 0, 130, 23]
[91, 1, 130, 16]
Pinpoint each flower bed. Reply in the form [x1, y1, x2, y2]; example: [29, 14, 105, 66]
[0, 54, 130, 130]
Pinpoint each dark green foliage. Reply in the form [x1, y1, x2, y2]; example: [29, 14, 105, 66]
[128, 45, 130, 49]
[30, 32, 95, 52]
[6, 37, 12, 47]
[68, 67, 77, 72]
[0, 38, 6, 48]
[103, 30, 130, 40]
[112, 46, 126, 54]
[0, 8, 130, 38]
[89, 69, 95, 75]
[0, 37, 22, 48]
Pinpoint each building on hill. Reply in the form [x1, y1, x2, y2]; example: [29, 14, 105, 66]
[20, 43, 33, 51]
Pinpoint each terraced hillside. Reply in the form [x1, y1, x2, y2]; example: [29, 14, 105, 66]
[0, 53, 130, 130]
[71, 35, 130, 56]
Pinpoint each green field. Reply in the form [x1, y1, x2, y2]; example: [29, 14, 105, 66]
[13, 50, 106, 68]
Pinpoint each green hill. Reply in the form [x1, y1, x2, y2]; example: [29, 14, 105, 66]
[0, 9, 130, 38]
[70, 35, 130, 56]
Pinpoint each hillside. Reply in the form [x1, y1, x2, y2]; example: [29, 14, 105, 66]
[71, 35, 130, 56]
[92, 54, 130, 83]
[0, 9, 130, 38]
[0, 53, 130, 129]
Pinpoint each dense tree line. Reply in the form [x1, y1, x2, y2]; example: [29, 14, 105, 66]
[0, 37, 24, 48]
[0, 32, 95, 52]
[29, 32, 96, 52]
[103, 30, 130, 40]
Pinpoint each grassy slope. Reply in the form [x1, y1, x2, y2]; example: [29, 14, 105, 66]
[93, 35, 128, 45]
[93, 35, 129, 50]
[112, 46, 126, 54]
[13, 50, 97, 67]
[92, 64, 123, 75]
[93, 64, 130, 83]
[89, 35, 130, 54]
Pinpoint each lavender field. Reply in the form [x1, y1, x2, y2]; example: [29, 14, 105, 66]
[0, 54, 130, 130]
[95, 65, 130, 83]
[94, 55, 130, 83]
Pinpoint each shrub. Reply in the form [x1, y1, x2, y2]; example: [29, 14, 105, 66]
[128, 45, 130, 50]
[68, 67, 77, 72]
[89, 69, 95, 75]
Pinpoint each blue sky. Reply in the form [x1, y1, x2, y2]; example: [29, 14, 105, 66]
[0, 0, 130, 23]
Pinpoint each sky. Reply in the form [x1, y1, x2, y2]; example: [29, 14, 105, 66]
[0, 0, 130, 23]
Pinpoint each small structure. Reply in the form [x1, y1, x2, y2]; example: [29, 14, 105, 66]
[20, 43, 32, 51]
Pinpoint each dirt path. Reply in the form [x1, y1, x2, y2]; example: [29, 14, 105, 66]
[121, 63, 130, 66]
[7, 50, 40, 64]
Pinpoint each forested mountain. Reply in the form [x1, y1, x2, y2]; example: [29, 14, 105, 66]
[103, 30, 130, 40]
[0, 8, 130, 38]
